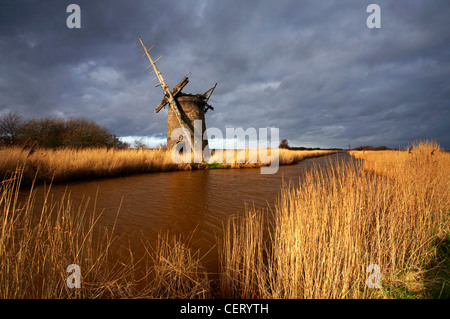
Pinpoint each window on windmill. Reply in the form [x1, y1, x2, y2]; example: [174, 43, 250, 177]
[176, 135, 185, 154]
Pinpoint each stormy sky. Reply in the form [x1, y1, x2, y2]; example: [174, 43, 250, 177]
[0, 0, 449, 149]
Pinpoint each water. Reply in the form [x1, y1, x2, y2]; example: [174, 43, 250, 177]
[21, 152, 352, 276]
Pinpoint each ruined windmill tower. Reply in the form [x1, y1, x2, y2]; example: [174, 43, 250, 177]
[137, 37, 216, 152]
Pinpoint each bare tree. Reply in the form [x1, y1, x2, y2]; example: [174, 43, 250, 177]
[279, 138, 289, 149]
[157, 142, 167, 149]
[133, 138, 148, 149]
[0, 110, 23, 145]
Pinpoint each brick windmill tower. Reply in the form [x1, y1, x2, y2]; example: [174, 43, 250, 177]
[137, 37, 217, 152]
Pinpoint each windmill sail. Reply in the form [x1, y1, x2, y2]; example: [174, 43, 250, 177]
[137, 36, 216, 153]
[137, 37, 191, 139]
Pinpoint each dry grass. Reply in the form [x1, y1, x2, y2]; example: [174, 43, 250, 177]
[0, 168, 214, 298]
[2, 141, 446, 299]
[219, 141, 449, 298]
[277, 149, 336, 165]
[206, 148, 335, 168]
[0, 147, 192, 186]
[0, 168, 143, 298]
[0, 146, 337, 299]
[144, 233, 212, 299]
[218, 209, 268, 298]
[0, 147, 336, 186]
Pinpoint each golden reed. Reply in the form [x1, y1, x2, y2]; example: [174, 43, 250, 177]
[1, 141, 447, 298]
[219, 141, 449, 298]
[0, 147, 335, 185]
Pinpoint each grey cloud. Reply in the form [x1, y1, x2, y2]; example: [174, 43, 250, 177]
[0, 0, 448, 149]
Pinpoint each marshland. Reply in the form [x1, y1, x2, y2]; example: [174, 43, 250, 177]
[2, 0, 449, 303]
[0, 140, 448, 299]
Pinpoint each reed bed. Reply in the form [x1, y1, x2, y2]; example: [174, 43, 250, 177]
[0, 169, 137, 298]
[0, 146, 336, 298]
[144, 233, 212, 299]
[219, 141, 449, 298]
[218, 209, 267, 298]
[0, 147, 336, 186]
[205, 148, 335, 167]
[0, 147, 190, 186]
[2, 141, 446, 298]
[0, 169, 214, 298]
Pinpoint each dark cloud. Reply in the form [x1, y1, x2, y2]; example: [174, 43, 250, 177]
[0, 0, 449, 148]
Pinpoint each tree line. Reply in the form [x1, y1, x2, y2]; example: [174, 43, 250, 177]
[0, 111, 129, 149]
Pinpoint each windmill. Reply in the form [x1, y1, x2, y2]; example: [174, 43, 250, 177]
[137, 36, 217, 152]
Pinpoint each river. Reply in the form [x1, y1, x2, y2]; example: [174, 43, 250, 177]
[20, 152, 354, 278]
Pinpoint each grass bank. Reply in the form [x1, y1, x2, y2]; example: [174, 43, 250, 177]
[0, 147, 336, 186]
[1, 141, 447, 298]
[218, 141, 448, 298]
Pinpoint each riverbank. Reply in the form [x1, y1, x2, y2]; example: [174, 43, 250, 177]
[1, 141, 447, 298]
[219, 140, 449, 298]
[0, 147, 337, 186]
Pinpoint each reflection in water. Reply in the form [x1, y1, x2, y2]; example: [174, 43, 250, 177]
[21, 153, 354, 275]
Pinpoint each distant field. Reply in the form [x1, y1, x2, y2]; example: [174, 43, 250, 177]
[0, 147, 337, 185]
